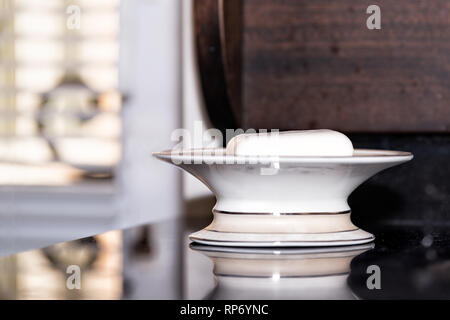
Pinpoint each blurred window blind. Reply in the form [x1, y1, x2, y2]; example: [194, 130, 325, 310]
[0, 0, 121, 186]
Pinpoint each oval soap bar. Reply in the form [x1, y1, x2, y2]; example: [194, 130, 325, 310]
[226, 129, 354, 157]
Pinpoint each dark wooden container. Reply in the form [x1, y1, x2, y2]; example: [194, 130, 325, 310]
[196, 0, 450, 132]
[193, 0, 450, 225]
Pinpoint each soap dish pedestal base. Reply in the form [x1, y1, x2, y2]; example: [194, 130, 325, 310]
[189, 210, 374, 247]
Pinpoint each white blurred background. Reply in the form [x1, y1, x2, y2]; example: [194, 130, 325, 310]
[0, 0, 217, 255]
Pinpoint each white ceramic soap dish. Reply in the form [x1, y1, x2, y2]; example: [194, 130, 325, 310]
[154, 148, 413, 247]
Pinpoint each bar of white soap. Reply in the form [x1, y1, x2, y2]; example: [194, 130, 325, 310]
[226, 129, 354, 156]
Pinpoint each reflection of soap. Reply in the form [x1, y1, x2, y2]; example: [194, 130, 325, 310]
[226, 129, 354, 156]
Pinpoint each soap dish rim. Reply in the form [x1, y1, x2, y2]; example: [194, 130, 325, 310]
[153, 148, 413, 165]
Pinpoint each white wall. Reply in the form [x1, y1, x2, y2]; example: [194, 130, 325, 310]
[118, 0, 182, 223]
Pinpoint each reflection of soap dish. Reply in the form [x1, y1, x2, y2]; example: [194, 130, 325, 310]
[190, 243, 374, 299]
[154, 149, 413, 247]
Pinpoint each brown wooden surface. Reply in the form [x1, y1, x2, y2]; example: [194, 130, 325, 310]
[218, 0, 243, 125]
[242, 0, 450, 132]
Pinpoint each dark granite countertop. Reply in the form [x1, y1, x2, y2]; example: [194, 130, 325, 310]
[0, 216, 448, 299]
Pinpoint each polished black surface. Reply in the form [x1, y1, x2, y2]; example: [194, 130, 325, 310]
[0, 217, 448, 299]
[349, 134, 450, 225]
[349, 225, 450, 299]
